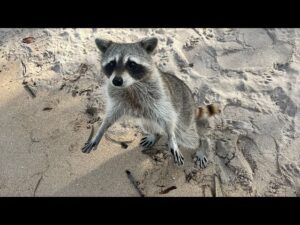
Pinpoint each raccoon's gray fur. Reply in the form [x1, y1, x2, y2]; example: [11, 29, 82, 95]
[82, 37, 220, 168]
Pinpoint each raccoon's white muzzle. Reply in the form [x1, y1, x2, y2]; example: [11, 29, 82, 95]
[109, 72, 136, 88]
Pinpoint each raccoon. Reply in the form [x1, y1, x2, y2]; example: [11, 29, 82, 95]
[82, 37, 220, 168]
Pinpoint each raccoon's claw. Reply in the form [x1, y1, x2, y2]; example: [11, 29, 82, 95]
[140, 134, 156, 149]
[82, 140, 99, 153]
[170, 148, 184, 166]
[193, 151, 208, 169]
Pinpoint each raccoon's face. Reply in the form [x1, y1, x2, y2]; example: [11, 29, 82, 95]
[95, 37, 158, 88]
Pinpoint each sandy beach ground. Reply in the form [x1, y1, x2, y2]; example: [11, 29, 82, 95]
[0, 28, 299, 196]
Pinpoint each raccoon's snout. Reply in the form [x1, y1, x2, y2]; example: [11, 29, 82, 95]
[112, 76, 123, 86]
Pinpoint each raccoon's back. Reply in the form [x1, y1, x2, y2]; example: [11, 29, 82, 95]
[160, 71, 196, 126]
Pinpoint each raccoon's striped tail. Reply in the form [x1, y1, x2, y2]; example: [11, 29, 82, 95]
[195, 103, 221, 120]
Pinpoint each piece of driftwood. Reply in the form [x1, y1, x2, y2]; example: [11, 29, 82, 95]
[125, 170, 145, 197]
[159, 186, 177, 194]
[23, 84, 36, 98]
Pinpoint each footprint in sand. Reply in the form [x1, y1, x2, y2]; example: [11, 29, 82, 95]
[282, 121, 296, 139]
[273, 62, 289, 72]
[215, 29, 237, 43]
[68, 142, 79, 153]
[193, 85, 220, 106]
[69, 116, 87, 132]
[281, 162, 300, 177]
[215, 138, 254, 190]
[258, 74, 273, 86]
[183, 36, 201, 51]
[173, 48, 190, 69]
[263, 75, 273, 85]
[236, 135, 261, 174]
[265, 180, 285, 196]
[225, 120, 256, 134]
[216, 139, 236, 166]
[202, 28, 215, 40]
[269, 87, 297, 117]
[276, 159, 300, 187]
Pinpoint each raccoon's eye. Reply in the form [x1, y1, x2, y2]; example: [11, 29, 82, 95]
[128, 61, 137, 69]
[104, 60, 116, 75]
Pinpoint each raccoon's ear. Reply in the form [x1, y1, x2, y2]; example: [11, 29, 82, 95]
[140, 37, 158, 54]
[95, 38, 112, 53]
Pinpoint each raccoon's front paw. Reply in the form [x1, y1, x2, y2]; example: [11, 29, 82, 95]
[193, 151, 208, 169]
[140, 134, 157, 149]
[170, 148, 184, 166]
[82, 139, 100, 154]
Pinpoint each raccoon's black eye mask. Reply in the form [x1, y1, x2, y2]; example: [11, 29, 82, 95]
[126, 60, 147, 80]
[103, 60, 116, 76]
[102, 59, 148, 80]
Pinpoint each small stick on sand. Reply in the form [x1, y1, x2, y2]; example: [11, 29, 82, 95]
[21, 60, 27, 76]
[159, 186, 177, 194]
[23, 84, 36, 98]
[125, 170, 145, 197]
[42, 107, 53, 111]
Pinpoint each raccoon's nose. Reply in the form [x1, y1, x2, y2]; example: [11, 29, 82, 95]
[112, 77, 123, 86]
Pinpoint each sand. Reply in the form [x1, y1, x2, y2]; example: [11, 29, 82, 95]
[0, 28, 299, 196]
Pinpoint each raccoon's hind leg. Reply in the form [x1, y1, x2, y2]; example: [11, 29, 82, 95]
[139, 120, 163, 150]
[176, 125, 209, 169]
[193, 138, 209, 169]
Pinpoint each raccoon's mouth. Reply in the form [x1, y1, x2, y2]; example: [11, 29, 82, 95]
[110, 83, 126, 89]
